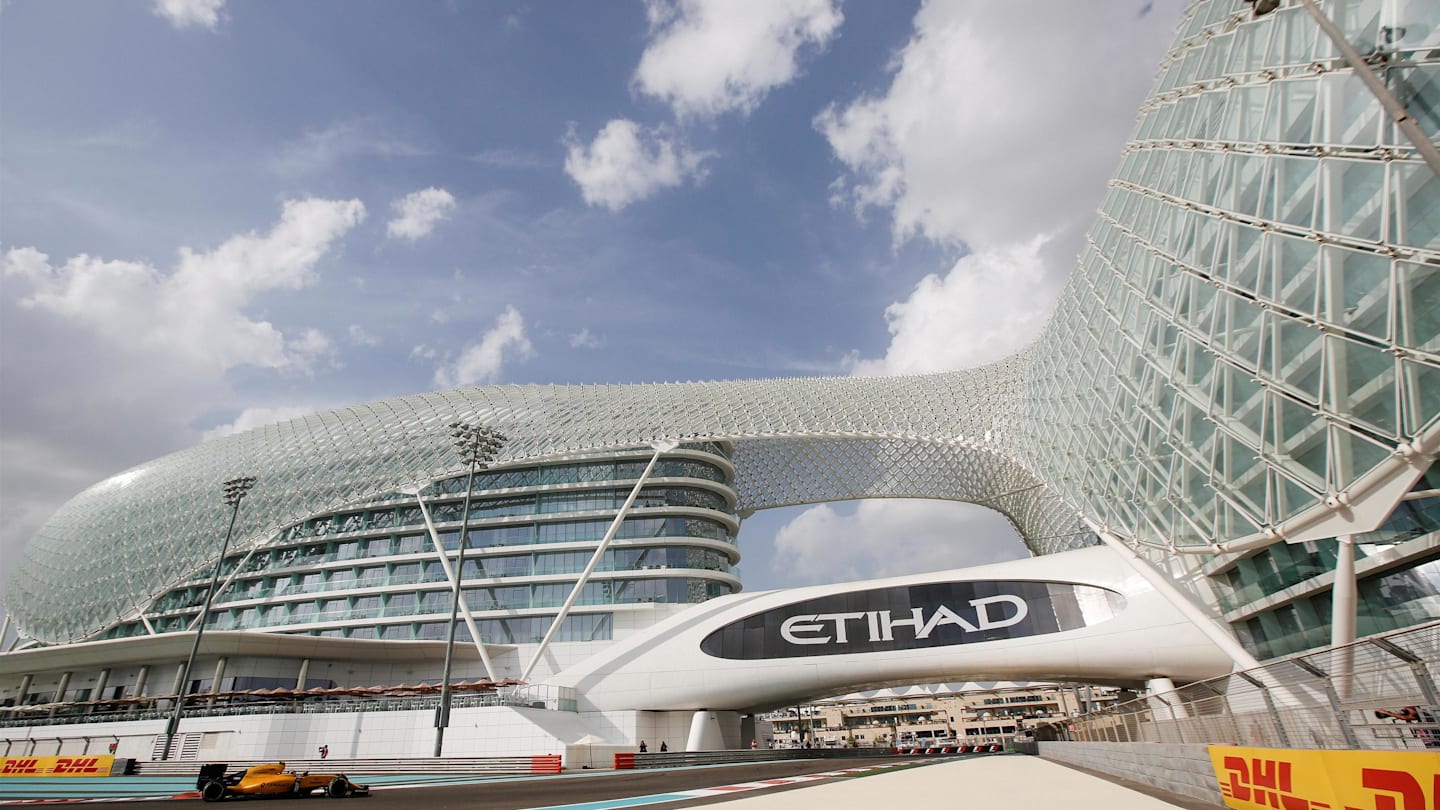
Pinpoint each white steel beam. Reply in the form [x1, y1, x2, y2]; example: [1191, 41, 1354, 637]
[414, 491, 496, 681]
[521, 440, 679, 682]
[1092, 526, 1265, 672]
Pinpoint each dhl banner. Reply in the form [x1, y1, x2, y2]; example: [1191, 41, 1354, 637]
[1209, 745, 1440, 810]
[0, 755, 116, 778]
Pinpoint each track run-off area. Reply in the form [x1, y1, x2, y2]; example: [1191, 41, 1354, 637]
[0, 755, 958, 808]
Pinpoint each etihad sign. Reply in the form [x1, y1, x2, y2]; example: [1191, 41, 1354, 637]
[780, 595, 1028, 646]
[700, 580, 1125, 660]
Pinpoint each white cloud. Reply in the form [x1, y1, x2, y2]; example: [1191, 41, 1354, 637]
[273, 119, 428, 176]
[152, 0, 225, 29]
[434, 306, 535, 387]
[469, 148, 550, 170]
[818, 3, 1179, 254]
[286, 327, 337, 372]
[828, 1, 1184, 375]
[202, 405, 321, 441]
[848, 237, 1056, 376]
[387, 187, 456, 241]
[635, 0, 842, 119]
[3, 197, 366, 374]
[347, 324, 380, 347]
[569, 328, 602, 349]
[564, 119, 712, 211]
[771, 500, 1029, 586]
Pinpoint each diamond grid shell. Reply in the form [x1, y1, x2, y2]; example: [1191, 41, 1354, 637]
[7, 0, 1440, 643]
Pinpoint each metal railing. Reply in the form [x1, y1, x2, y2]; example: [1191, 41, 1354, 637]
[619, 747, 895, 769]
[0, 683, 578, 730]
[1043, 622, 1440, 751]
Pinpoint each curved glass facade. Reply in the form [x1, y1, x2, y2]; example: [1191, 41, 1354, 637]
[6, 0, 1440, 657]
[99, 449, 741, 645]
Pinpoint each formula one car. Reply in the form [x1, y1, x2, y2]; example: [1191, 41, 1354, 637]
[196, 762, 370, 801]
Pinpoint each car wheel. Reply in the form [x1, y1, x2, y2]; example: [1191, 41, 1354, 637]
[327, 777, 351, 798]
[201, 780, 227, 802]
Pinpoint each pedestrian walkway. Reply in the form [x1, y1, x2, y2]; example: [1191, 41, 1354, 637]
[691, 756, 1218, 810]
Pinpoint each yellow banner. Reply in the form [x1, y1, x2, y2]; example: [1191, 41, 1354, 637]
[0, 755, 116, 778]
[1209, 745, 1440, 810]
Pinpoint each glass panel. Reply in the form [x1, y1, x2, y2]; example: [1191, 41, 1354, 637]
[1232, 154, 1266, 217]
[1322, 159, 1385, 243]
[1227, 223, 1264, 294]
[1267, 392, 1328, 494]
[1321, 245, 1391, 342]
[1271, 234, 1320, 315]
[1323, 334, 1400, 437]
[1396, 260, 1440, 352]
[1267, 78, 1318, 144]
[1219, 363, 1266, 446]
[1320, 73, 1383, 147]
[1330, 425, 1393, 489]
[1221, 292, 1265, 370]
[1222, 84, 1269, 143]
[1402, 358, 1440, 435]
[1391, 162, 1440, 251]
[1270, 156, 1318, 230]
[1230, 434, 1271, 522]
[1271, 7, 1318, 68]
[1264, 314, 1325, 403]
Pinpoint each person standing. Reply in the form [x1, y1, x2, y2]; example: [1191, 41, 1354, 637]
[638, 740, 647, 753]
[659, 741, 668, 752]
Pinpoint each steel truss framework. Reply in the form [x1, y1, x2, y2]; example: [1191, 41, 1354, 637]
[8, 0, 1440, 644]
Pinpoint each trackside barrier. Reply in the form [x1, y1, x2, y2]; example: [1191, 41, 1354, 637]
[891, 744, 1002, 756]
[1040, 622, 1440, 751]
[615, 747, 892, 770]
[132, 756, 553, 777]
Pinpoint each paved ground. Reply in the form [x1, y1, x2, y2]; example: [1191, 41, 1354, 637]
[0, 755, 1224, 809]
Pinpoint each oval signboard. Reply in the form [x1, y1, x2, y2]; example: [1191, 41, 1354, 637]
[700, 580, 1126, 659]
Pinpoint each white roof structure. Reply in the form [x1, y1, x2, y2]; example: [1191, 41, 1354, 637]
[8, 0, 1440, 645]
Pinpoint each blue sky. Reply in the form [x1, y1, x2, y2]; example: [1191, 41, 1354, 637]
[0, 0, 1186, 638]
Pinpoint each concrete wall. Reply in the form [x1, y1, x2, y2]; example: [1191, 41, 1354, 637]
[1038, 741, 1223, 805]
[1, 705, 610, 763]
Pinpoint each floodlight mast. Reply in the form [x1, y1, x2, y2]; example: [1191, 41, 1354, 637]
[159, 475, 256, 761]
[433, 423, 506, 758]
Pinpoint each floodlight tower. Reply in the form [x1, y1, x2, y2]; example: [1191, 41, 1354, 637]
[434, 423, 506, 757]
[160, 475, 256, 760]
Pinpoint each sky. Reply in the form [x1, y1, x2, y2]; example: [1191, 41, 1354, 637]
[0, 0, 1188, 643]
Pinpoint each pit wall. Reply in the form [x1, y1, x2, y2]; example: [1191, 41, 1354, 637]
[1038, 741, 1224, 805]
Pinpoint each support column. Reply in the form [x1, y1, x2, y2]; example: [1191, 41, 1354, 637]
[1147, 677, 1187, 744]
[16, 674, 33, 705]
[54, 672, 72, 704]
[1331, 535, 1357, 700]
[208, 657, 227, 706]
[210, 658, 227, 693]
[686, 710, 725, 752]
[170, 663, 187, 709]
[90, 669, 111, 715]
[130, 665, 150, 714]
[740, 714, 756, 749]
[296, 659, 311, 691]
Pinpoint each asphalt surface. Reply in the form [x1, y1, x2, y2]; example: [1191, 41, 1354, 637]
[69, 756, 925, 809]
